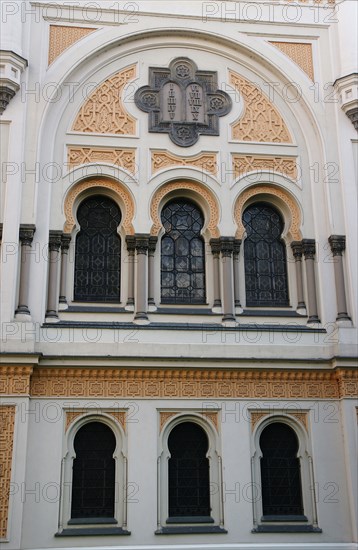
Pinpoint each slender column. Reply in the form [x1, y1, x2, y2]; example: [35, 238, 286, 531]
[15, 224, 36, 317]
[220, 237, 236, 323]
[134, 234, 149, 323]
[328, 235, 351, 321]
[59, 234, 71, 309]
[125, 236, 136, 310]
[291, 241, 306, 314]
[148, 236, 158, 310]
[302, 239, 320, 323]
[45, 231, 62, 321]
[233, 239, 242, 312]
[210, 238, 221, 311]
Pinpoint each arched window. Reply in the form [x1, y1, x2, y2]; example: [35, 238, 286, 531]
[71, 422, 116, 519]
[161, 200, 206, 304]
[74, 196, 121, 302]
[168, 422, 210, 518]
[243, 203, 289, 307]
[259, 422, 303, 517]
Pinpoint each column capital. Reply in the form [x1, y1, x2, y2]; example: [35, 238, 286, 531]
[302, 239, 316, 260]
[135, 234, 150, 255]
[19, 224, 36, 246]
[60, 234, 71, 251]
[328, 235, 346, 256]
[220, 237, 235, 257]
[233, 239, 242, 257]
[210, 238, 221, 256]
[48, 230, 62, 252]
[291, 240, 303, 258]
[148, 236, 158, 256]
[125, 235, 136, 252]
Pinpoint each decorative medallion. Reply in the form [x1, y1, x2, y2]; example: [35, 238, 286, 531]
[135, 58, 232, 147]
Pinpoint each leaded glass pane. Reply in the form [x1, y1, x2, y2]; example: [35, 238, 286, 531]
[74, 196, 121, 302]
[243, 203, 289, 307]
[259, 423, 303, 516]
[168, 422, 210, 517]
[161, 200, 206, 304]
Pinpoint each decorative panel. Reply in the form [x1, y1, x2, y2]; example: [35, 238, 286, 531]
[0, 406, 16, 539]
[0, 366, 33, 395]
[251, 410, 308, 432]
[270, 42, 314, 81]
[68, 147, 136, 174]
[72, 65, 136, 135]
[66, 409, 126, 432]
[233, 154, 297, 181]
[160, 411, 219, 433]
[152, 150, 217, 175]
[230, 71, 292, 143]
[48, 25, 96, 65]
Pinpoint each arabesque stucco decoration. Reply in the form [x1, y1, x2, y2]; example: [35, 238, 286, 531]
[72, 65, 136, 134]
[48, 25, 97, 66]
[159, 411, 219, 432]
[229, 71, 292, 143]
[269, 42, 314, 81]
[232, 154, 297, 181]
[150, 181, 220, 238]
[28, 367, 358, 400]
[65, 409, 126, 432]
[0, 365, 33, 395]
[234, 185, 302, 240]
[63, 177, 135, 234]
[251, 410, 308, 432]
[152, 150, 217, 175]
[68, 147, 136, 174]
[0, 406, 16, 539]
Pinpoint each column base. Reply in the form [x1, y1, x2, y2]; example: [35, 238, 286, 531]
[235, 306, 243, 315]
[15, 312, 32, 322]
[45, 311, 60, 323]
[307, 316, 321, 325]
[15, 305, 30, 316]
[296, 306, 307, 316]
[212, 306, 222, 314]
[336, 318, 352, 328]
[148, 303, 157, 312]
[59, 302, 68, 311]
[133, 312, 150, 325]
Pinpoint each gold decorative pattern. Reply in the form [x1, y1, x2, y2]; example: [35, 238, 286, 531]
[234, 184, 302, 240]
[151, 151, 217, 176]
[336, 369, 358, 399]
[159, 411, 219, 432]
[48, 25, 96, 66]
[29, 367, 348, 400]
[68, 147, 136, 175]
[251, 410, 308, 432]
[229, 71, 292, 143]
[150, 180, 220, 238]
[159, 412, 178, 431]
[0, 366, 33, 395]
[65, 409, 126, 432]
[270, 42, 314, 81]
[63, 177, 135, 234]
[0, 406, 16, 539]
[233, 154, 297, 181]
[72, 66, 136, 135]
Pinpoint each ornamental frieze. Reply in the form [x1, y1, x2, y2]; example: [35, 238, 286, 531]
[135, 57, 232, 147]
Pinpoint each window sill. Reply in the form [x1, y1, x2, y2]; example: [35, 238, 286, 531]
[68, 517, 117, 525]
[261, 515, 308, 522]
[166, 516, 214, 524]
[55, 527, 130, 537]
[156, 525, 227, 535]
[252, 524, 322, 533]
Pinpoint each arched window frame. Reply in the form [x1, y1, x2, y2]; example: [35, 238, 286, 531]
[156, 413, 227, 535]
[239, 198, 297, 310]
[251, 414, 321, 533]
[57, 414, 129, 536]
[67, 190, 127, 307]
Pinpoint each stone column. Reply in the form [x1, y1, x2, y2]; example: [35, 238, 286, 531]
[220, 237, 236, 324]
[15, 224, 36, 317]
[210, 238, 221, 312]
[291, 241, 306, 315]
[134, 234, 149, 324]
[59, 234, 71, 309]
[328, 235, 351, 322]
[148, 236, 158, 311]
[302, 239, 320, 324]
[125, 236, 136, 311]
[233, 239, 242, 313]
[45, 231, 62, 321]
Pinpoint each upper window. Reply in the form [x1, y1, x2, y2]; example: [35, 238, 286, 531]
[74, 196, 121, 302]
[243, 203, 289, 307]
[160, 200, 206, 304]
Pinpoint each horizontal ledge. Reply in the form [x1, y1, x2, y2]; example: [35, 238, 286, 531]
[166, 516, 214, 524]
[156, 526, 228, 534]
[261, 515, 308, 522]
[67, 306, 126, 313]
[68, 517, 117, 525]
[252, 525, 322, 533]
[55, 528, 130, 536]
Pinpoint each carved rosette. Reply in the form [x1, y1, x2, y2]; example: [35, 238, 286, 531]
[135, 57, 232, 147]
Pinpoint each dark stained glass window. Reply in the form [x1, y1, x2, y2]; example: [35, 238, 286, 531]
[161, 200, 206, 304]
[243, 203, 289, 307]
[260, 422, 304, 516]
[168, 422, 210, 517]
[71, 422, 116, 519]
[74, 196, 121, 302]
